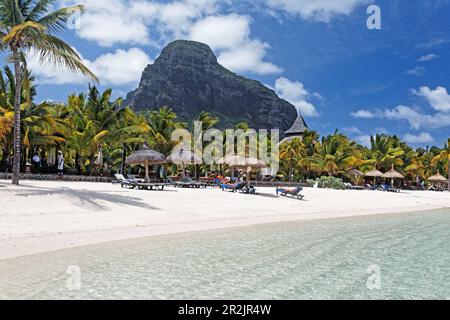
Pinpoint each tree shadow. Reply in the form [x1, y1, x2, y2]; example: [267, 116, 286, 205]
[14, 186, 160, 211]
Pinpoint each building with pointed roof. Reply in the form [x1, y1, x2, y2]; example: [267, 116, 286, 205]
[280, 115, 309, 144]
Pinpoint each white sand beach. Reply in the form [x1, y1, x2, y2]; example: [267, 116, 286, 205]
[1, 180, 449, 260]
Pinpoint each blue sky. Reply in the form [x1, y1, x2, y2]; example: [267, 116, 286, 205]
[14, 0, 450, 147]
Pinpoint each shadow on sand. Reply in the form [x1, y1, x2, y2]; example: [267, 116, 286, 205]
[14, 185, 160, 211]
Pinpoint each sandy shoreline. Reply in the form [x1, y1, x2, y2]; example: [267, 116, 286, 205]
[1, 180, 450, 261]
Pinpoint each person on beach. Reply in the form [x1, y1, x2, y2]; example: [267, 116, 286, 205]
[32, 153, 41, 173]
[57, 151, 64, 178]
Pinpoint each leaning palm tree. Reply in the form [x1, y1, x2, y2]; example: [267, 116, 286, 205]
[0, 0, 98, 184]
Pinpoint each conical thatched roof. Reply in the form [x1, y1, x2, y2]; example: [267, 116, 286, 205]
[382, 166, 405, 179]
[167, 149, 203, 165]
[365, 169, 383, 177]
[285, 115, 308, 136]
[126, 145, 166, 165]
[428, 172, 447, 182]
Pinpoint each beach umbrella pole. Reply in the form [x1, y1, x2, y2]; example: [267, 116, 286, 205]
[145, 160, 149, 181]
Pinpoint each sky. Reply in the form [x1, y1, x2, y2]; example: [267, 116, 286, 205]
[11, 0, 450, 148]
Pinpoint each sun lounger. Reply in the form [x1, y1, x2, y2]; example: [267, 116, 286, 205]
[345, 182, 365, 190]
[379, 184, 401, 193]
[167, 177, 194, 188]
[221, 182, 246, 192]
[183, 177, 210, 188]
[276, 186, 305, 200]
[112, 174, 127, 184]
[112, 174, 136, 188]
[134, 182, 167, 191]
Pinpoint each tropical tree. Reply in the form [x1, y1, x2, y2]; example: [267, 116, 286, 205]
[362, 134, 405, 171]
[311, 131, 361, 176]
[145, 107, 185, 155]
[0, 64, 64, 170]
[0, 0, 97, 184]
[431, 139, 450, 190]
[280, 138, 304, 182]
[63, 86, 124, 174]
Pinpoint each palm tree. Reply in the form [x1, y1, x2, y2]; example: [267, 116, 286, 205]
[109, 107, 149, 174]
[63, 86, 123, 174]
[0, 64, 64, 170]
[431, 139, 450, 191]
[311, 131, 360, 176]
[362, 134, 405, 171]
[145, 107, 185, 155]
[280, 138, 304, 182]
[0, 0, 98, 184]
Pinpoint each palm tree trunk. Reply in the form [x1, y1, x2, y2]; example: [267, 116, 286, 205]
[121, 143, 127, 174]
[12, 47, 22, 185]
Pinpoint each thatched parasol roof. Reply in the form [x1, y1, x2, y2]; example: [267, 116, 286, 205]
[428, 172, 447, 182]
[382, 165, 405, 179]
[217, 154, 268, 169]
[365, 169, 383, 177]
[167, 149, 203, 165]
[126, 145, 167, 165]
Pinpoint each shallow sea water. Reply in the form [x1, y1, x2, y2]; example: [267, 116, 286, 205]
[1, 210, 450, 300]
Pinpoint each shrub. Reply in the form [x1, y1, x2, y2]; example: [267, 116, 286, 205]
[307, 176, 346, 190]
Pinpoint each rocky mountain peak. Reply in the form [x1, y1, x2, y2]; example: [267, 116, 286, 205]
[125, 40, 298, 132]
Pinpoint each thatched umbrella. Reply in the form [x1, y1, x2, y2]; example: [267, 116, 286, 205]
[428, 172, 447, 182]
[382, 164, 405, 187]
[126, 144, 167, 181]
[428, 172, 447, 189]
[167, 148, 203, 176]
[365, 168, 383, 185]
[219, 154, 268, 191]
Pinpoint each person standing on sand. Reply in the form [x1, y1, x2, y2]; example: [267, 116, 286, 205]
[57, 151, 64, 178]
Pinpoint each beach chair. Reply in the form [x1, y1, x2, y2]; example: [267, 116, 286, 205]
[134, 181, 167, 191]
[183, 177, 209, 188]
[167, 177, 193, 188]
[221, 182, 246, 193]
[379, 184, 401, 193]
[112, 174, 127, 184]
[345, 182, 365, 190]
[276, 186, 305, 200]
[112, 174, 134, 188]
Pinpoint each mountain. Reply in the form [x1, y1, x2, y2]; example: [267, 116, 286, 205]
[125, 40, 298, 132]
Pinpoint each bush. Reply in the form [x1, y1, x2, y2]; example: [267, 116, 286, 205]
[307, 176, 346, 190]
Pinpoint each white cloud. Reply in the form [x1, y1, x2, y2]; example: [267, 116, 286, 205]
[267, 0, 369, 22]
[351, 105, 450, 130]
[189, 14, 282, 75]
[63, 0, 154, 47]
[403, 132, 434, 144]
[274, 77, 319, 117]
[413, 86, 450, 113]
[418, 54, 438, 62]
[351, 86, 450, 130]
[405, 66, 426, 76]
[343, 126, 362, 134]
[356, 135, 371, 147]
[351, 109, 376, 119]
[62, 0, 280, 76]
[28, 48, 152, 86]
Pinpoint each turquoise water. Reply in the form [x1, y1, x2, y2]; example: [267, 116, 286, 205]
[1, 210, 450, 300]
